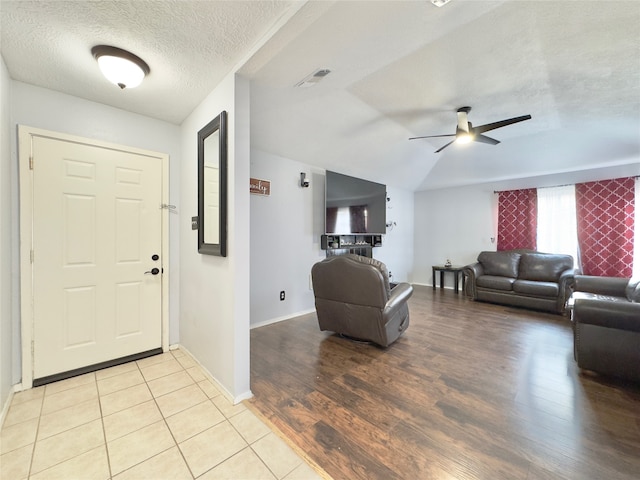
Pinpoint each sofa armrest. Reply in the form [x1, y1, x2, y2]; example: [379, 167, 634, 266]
[575, 275, 628, 297]
[556, 268, 577, 311]
[463, 263, 484, 298]
[574, 298, 640, 332]
[385, 283, 413, 313]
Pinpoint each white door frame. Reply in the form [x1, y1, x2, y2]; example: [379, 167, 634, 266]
[18, 125, 170, 389]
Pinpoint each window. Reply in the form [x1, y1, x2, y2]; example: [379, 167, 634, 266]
[537, 185, 579, 266]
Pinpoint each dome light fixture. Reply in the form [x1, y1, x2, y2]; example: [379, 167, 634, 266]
[91, 45, 150, 89]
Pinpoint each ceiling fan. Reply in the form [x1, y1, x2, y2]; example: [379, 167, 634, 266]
[409, 106, 532, 153]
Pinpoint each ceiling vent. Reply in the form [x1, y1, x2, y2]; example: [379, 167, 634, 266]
[295, 69, 331, 88]
[431, 0, 452, 6]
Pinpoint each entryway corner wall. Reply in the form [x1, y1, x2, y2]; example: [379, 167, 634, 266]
[178, 72, 251, 403]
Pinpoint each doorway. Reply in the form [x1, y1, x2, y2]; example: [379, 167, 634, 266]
[19, 126, 170, 388]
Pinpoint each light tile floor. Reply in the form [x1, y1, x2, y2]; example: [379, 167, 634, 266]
[0, 349, 324, 480]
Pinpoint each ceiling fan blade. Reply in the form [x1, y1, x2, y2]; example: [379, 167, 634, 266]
[472, 115, 532, 135]
[409, 134, 456, 140]
[435, 139, 456, 153]
[473, 134, 500, 145]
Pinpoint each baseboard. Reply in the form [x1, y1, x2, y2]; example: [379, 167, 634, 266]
[0, 385, 17, 429]
[413, 281, 459, 290]
[176, 345, 252, 405]
[250, 308, 316, 330]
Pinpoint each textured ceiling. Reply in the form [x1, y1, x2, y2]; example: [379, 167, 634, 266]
[0, 0, 297, 124]
[1, 0, 639, 191]
[246, 0, 640, 191]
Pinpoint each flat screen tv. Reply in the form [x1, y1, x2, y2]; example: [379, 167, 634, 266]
[325, 170, 386, 235]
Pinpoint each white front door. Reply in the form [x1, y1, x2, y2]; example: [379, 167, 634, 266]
[30, 134, 163, 380]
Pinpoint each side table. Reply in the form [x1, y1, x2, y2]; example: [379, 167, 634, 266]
[432, 265, 466, 294]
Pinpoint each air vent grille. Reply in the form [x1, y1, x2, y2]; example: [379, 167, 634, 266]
[295, 68, 332, 88]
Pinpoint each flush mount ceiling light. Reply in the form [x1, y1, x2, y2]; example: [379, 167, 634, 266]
[91, 45, 150, 89]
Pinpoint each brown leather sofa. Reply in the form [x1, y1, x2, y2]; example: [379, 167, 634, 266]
[311, 254, 413, 347]
[464, 250, 576, 313]
[570, 275, 640, 382]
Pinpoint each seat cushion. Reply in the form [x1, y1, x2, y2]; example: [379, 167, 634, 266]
[477, 251, 521, 278]
[476, 275, 515, 291]
[571, 291, 628, 303]
[518, 253, 573, 282]
[513, 279, 558, 297]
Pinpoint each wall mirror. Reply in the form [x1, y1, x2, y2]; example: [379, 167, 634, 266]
[198, 110, 227, 256]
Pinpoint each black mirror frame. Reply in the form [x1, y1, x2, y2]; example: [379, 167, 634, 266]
[197, 110, 228, 256]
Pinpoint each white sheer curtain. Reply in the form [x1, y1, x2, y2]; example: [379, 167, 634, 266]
[537, 185, 579, 268]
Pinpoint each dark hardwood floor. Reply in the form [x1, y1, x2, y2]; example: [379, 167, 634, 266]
[248, 286, 640, 480]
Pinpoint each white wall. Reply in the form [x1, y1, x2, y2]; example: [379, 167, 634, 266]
[249, 152, 415, 327]
[375, 186, 415, 283]
[411, 167, 640, 287]
[1, 57, 13, 409]
[249, 150, 326, 327]
[179, 73, 251, 402]
[413, 185, 497, 286]
[9, 82, 182, 384]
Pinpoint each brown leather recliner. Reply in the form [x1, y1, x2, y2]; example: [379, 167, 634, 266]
[311, 254, 413, 347]
[571, 275, 640, 382]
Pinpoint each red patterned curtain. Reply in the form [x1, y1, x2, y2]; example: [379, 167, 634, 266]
[575, 177, 635, 277]
[497, 189, 537, 251]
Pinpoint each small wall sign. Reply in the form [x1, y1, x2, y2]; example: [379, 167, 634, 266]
[250, 178, 271, 196]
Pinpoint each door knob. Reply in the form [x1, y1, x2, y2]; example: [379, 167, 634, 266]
[144, 268, 160, 275]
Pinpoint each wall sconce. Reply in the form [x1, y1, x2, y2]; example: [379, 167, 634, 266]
[300, 172, 310, 188]
[92, 45, 150, 89]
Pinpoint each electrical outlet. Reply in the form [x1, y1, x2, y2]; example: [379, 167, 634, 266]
[191, 216, 199, 230]
[280, 290, 285, 301]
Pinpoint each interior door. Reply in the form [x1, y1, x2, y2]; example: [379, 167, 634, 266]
[31, 136, 163, 381]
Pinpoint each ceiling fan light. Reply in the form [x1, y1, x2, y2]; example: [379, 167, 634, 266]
[92, 45, 149, 89]
[456, 134, 473, 145]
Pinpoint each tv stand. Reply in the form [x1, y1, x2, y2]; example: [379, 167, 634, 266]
[320, 234, 382, 258]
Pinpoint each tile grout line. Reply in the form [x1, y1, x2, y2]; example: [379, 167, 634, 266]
[220, 404, 283, 480]
[102, 352, 193, 479]
[104, 361, 168, 476]
[27, 374, 100, 479]
[98, 364, 119, 480]
[25, 385, 46, 479]
[165, 350, 198, 479]
[158, 349, 256, 479]
[148, 350, 196, 480]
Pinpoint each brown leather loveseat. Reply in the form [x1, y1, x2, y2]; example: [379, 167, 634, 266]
[311, 254, 413, 347]
[570, 275, 640, 382]
[464, 250, 576, 314]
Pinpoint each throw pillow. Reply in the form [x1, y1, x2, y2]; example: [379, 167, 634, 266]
[477, 251, 520, 278]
